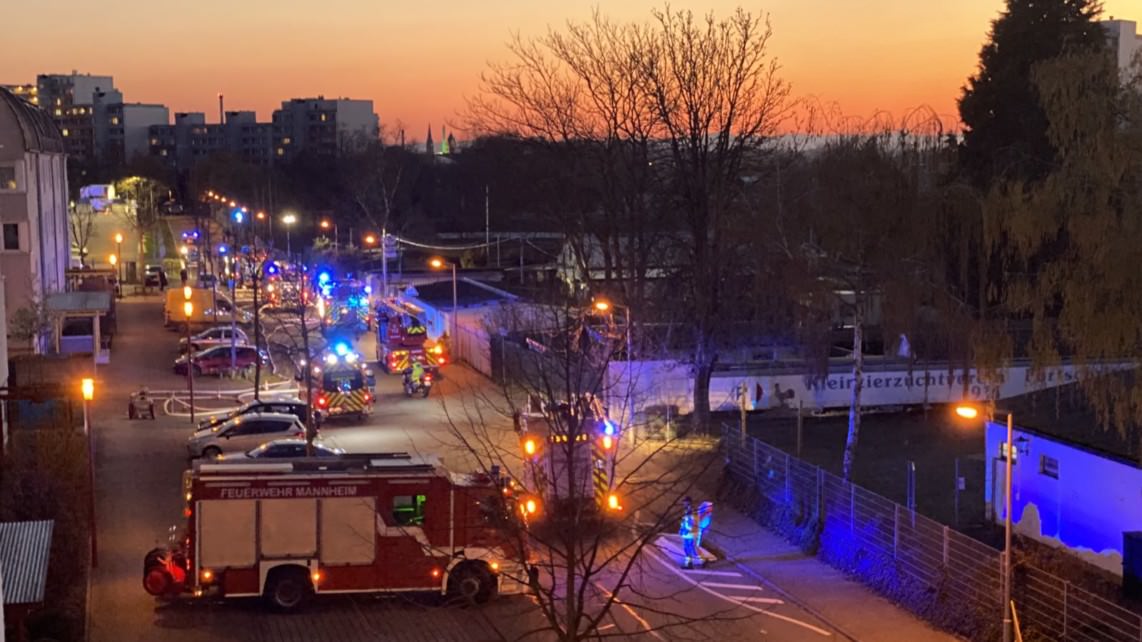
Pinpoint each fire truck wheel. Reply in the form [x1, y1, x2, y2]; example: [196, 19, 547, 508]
[264, 567, 312, 612]
[447, 562, 497, 605]
[143, 566, 172, 596]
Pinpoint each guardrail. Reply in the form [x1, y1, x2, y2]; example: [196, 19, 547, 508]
[721, 425, 1142, 642]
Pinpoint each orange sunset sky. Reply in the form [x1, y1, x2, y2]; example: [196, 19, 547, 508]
[4, 0, 1139, 137]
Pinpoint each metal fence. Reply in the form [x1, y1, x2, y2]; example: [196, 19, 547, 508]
[722, 425, 1142, 642]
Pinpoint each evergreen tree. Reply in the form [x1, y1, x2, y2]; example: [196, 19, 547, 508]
[958, 0, 1107, 186]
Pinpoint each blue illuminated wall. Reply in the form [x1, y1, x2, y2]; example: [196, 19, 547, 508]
[984, 421, 1142, 575]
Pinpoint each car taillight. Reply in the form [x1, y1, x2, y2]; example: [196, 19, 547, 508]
[438, 357, 446, 364]
[424, 374, 432, 382]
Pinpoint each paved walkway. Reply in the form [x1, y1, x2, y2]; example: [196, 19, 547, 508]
[705, 506, 961, 642]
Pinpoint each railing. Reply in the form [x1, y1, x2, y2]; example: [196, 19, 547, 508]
[721, 425, 1142, 642]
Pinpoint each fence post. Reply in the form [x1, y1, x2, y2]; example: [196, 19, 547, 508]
[784, 452, 791, 503]
[752, 438, 759, 483]
[849, 482, 855, 536]
[942, 525, 949, 568]
[1062, 580, 1067, 639]
[893, 504, 899, 560]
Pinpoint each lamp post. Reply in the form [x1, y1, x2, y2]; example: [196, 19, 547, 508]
[81, 377, 98, 567]
[184, 292, 196, 423]
[113, 232, 123, 286]
[109, 254, 120, 298]
[281, 212, 297, 259]
[593, 299, 633, 433]
[955, 404, 1013, 642]
[429, 258, 457, 341]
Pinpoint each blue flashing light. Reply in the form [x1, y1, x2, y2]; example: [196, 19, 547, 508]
[318, 271, 331, 284]
[603, 419, 616, 436]
[334, 342, 350, 356]
[364, 285, 372, 294]
[218, 244, 228, 255]
[266, 263, 278, 275]
[232, 209, 245, 223]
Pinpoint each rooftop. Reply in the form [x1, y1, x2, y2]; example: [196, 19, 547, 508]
[0, 87, 65, 154]
[406, 279, 518, 309]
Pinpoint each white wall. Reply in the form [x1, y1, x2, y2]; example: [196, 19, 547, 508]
[607, 360, 1132, 416]
[985, 421, 1142, 575]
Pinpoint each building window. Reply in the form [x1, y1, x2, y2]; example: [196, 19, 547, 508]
[3, 223, 21, 251]
[0, 166, 16, 190]
[999, 442, 1018, 463]
[110, 116, 120, 125]
[392, 495, 427, 526]
[54, 108, 62, 116]
[276, 148, 284, 156]
[1040, 455, 1059, 479]
[282, 137, 291, 145]
[320, 113, 328, 122]
[62, 128, 70, 137]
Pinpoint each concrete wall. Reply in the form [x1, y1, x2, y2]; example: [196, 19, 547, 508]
[985, 421, 1142, 575]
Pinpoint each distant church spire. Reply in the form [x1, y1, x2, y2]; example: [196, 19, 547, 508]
[426, 125, 435, 155]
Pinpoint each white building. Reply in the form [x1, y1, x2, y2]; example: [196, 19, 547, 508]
[984, 420, 1142, 576]
[1103, 19, 1141, 80]
[0, 88, 70, 351]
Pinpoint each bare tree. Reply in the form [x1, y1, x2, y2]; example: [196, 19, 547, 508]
[439, 301, 729, 641]
[69, 202, 96, 268]
[467, 6, 792, 430]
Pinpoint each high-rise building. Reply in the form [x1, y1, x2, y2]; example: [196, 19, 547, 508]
[1103, 19, 1141, 81]
[150, 110, 274, 171]
[271, 96, 378, 160]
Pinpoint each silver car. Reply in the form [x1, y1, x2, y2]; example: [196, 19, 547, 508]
[187, 412, 307, 459]
[216, 437, 343, 461]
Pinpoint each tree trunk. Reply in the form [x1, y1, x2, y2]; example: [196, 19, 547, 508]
[842, 302, 864, 481]
[692, 334, 713, 435]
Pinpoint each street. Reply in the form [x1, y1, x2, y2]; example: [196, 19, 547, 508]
[87, 295, 843, 641]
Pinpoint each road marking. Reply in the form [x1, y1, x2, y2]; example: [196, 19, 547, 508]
[644, 547, 832, 637]
[593, 582, 666, 641]
[736, 596, 785, 604]
[686, 568, 743, 578]
[699, 581, 763, 590]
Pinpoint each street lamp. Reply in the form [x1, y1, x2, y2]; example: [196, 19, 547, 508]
[81, 377, 98, 567]
[429, 258, 458, 341]
[281, 212, 297, 257]
[184, 297, 196, 423]
[954, 402, 1014, 642]
[320, 219, 338, 249]
[363, 233, 377, 247]
[593, 298, 633, 431]
[113, 232, 123, 285]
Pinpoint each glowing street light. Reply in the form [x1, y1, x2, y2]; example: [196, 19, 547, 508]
[363, 233, 377, 246]
[954, 402, 1014, 642]
[80, 377, 98, 566]
[184, 300, 196, 424]
[593, 300, 611, 312]
[281, 212, 297, 256]
[108, 254, 117, 266]
[429, 258, 457, 340]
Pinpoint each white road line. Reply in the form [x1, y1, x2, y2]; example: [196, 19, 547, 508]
[644, 547, 833, 638]
[686, 568, 743, 578]
[593, 582, 667, 641]
[699, 581, 763, 590]
[735, 596, 785, 604]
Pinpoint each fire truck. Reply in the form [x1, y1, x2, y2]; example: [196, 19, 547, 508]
[311, 344, 375, 421]
[375, 298, 430, 373]
[516, 395, 623, 521]
[320, 279, 370, 336]
[142, 454, 526, 610]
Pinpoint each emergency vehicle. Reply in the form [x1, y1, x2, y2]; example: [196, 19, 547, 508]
[319, 279, 371, 335]
[141, 454, 526, 610]
[516, 395, 623, 520]
[311, 344, 375, 421]
[375, 298, 431, 373]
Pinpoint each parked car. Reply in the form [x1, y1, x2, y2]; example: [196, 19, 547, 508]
[144, 264, 167, 287]
[216, 437, 343, 461]
[179, 326, 250, 353]
[173, 345, 273, 376]
[187, 413, 307, 459]
[196, 397, 307, 431]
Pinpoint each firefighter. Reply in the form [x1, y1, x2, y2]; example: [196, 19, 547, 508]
[406, 360, 426, 389]
[680, 496, 701, 569]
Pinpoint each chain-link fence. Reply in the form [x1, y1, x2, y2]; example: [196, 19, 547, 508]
[721, 425, 1142, 642]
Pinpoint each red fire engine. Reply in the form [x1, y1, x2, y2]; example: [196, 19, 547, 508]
[374, 298, 449, 372]
[516, 396, 623, 521]
[142, 454, 525, 610]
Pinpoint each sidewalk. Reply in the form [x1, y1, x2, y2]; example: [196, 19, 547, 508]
[705, 506, 961, 642]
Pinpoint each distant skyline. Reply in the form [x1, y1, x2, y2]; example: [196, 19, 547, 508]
[5, 1, 1137, 137]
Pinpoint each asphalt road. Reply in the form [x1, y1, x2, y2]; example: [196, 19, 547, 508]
[87, 294, 842, 641]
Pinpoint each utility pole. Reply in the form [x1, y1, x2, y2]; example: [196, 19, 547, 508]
[739, 382, 749, 444]
[484, 184, 490, 263]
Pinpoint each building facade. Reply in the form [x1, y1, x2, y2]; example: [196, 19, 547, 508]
[1103, 19, 1141, 80]
[0, 88, 69, 347]
[271, 97, 378, 160]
